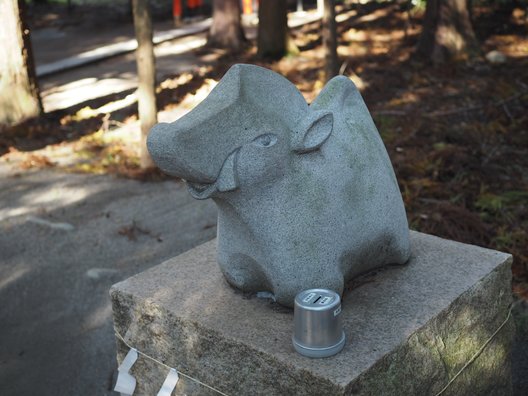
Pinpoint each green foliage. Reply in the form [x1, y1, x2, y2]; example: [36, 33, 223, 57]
[475, 190, 528, 214]
[492, 226, 527, 252]
[374, 115, 399, 144]
[410, 0, 426, 12]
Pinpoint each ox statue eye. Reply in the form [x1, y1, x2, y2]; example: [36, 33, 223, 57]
[252, 133, 277, 148]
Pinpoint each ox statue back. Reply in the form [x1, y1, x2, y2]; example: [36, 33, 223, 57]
[147, 64, 410, 307]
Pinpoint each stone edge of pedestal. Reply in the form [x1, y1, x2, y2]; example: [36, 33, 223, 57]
[344, 254, 514, 396]
[110, 288, 345, 395]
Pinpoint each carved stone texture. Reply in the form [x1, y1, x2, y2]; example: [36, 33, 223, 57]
[147, 64, 410, 307]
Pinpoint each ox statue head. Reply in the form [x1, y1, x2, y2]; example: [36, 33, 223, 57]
[147, 64, 333, 200]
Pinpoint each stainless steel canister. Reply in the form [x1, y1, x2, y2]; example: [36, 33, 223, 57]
[292, 289, 345, 358]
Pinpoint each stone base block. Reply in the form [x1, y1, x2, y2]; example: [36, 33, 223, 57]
[110, 231, 514, 395]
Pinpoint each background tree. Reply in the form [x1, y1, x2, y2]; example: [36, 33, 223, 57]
[208, 0, 246, 51]
[318, 0, 325, 15]
[416, 0, 479, 64]
[132, 0, 157, 169]
[323, 0, 339, 81]
[257, 0, 288, 59]
[0, 0, 42, 126]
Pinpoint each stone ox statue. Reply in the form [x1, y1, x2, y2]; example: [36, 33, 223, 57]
[148, 64, 410, 307]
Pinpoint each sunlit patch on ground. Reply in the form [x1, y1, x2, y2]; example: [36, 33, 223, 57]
[2, 127, 140, 175]
[0, 71, 219, 179]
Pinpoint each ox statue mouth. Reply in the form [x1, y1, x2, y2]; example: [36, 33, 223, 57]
[185, 148, 240, 200]
[187, 181, 218, 199]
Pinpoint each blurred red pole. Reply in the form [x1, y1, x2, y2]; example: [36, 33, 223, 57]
[188, 0, 203, 9]
[173, 0, 182, 25]
[242, 0, 252, 14]
[173, 0, 182, 17]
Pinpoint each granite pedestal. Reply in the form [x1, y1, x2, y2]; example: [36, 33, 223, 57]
[110, 231, 513, 395]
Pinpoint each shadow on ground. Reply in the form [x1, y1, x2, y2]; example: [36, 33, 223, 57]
[0, 169, 217, 395]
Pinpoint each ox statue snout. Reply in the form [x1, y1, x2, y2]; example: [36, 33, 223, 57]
[148, 123, 241, 199]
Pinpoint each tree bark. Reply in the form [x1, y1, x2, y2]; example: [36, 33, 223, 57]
[257, 0, 288, 59]
[416, 0, 479, 64]
[0, 0, 42, 127]
[132, 0, 157, 169]
[208, 0, 246, 51]
[323, 0, 339, 82]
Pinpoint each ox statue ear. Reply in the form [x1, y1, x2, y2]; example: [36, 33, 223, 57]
[292, 110, 334, 153]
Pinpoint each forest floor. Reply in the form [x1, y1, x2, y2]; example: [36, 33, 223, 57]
[1, 2, 528, 301]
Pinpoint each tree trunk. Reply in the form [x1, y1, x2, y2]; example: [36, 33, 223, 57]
[323, 0, 339, 82]
[318, 0, 324, 16]
[208, 0, 246, 51]
[0, 0, 42, 127]
[297, 0, 304, 13]
[132, 0, 157, 169]
[257, 0, 288, 59]
[416, 0, 479, 64]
